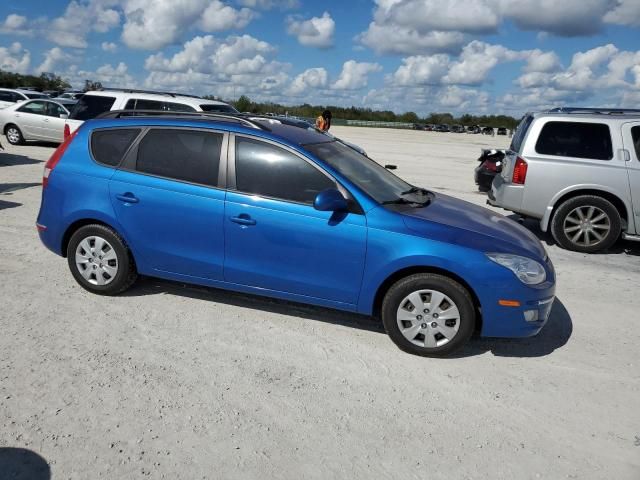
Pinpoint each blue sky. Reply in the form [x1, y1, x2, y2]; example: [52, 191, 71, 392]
[1, 0, 639, 116]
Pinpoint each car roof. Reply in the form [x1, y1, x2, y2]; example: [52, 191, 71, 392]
[530, 109, 640, 121]
[83, 90, 230, 107]
[83, 116, 333, 147]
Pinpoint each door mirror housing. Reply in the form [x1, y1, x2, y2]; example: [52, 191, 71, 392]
[59, 113, 68, 119]
[384, 164, 397, 170]
[313, 188, 348, 212]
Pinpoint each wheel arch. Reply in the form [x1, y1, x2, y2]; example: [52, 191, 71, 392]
[548, 187, 630, 231]
[61, 218, 130, 259]
[371, 266, 483, 333]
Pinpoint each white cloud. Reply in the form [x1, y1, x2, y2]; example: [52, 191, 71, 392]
[333, 60, 382, 90]
[392, 54, 451, 85]
[63, 61, 136, 89]
[47, 0, 120, 48]
[286, 12, 335, 49]
[237, 0, 299, 10]
[37, 47, 73, 73]
[101, 41, 118, 52]
[444, 41, 524, 85]
[121, 0, 207, 49]
[358, 0, 640, 55]
[0, 42, 30, 74]
[198, 0, 256, 32]
[288, 67, 329, 95]
[0, 14, 28, 34]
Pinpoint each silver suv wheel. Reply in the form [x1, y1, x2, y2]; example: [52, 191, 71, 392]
[563, 206, 611, 248]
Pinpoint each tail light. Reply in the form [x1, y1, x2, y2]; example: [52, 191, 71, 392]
[512, 156, 528, 184]
[63, 123, 70, 140]
[43, 129, 78, 188]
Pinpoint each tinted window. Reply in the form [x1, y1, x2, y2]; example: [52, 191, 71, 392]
[632, 126, 640, 161]
[535, 121, 613, 160]
[17, 101, 47, 115]
[25, 92, 48, 99]
[69, 95, 116, 120]
[164, 101, 195, 112]
[509, 115, 533, 153]
[91, 129, 141, 166]
[235, 138, 335, 204]
[0, 91, 13, 102]
[200, 104, 239, 113]
[136, 129, 222, 187]
[125, 98, 163, 110]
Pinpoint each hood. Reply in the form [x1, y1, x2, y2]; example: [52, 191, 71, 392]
[401, 192, 546, 260]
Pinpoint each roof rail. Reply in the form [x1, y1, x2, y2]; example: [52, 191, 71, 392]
[94, 109, 268, 130]
[548, 107, 640, 115]
[94, 87, 203, 99]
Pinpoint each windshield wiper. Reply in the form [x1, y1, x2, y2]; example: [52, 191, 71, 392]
[381, 197, 430, 207]
[401, 186, 429, 196]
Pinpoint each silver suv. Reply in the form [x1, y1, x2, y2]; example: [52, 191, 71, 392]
[489, 108, 640, 252]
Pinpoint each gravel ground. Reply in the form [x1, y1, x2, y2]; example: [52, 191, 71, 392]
[0, 128, 638, 479]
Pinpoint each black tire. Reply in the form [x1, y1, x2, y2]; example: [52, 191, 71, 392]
[5, 124, 24, 145]
[381, 273, 476, 357]
[551, 195, 621, 253]
[66, 224, 137, 295]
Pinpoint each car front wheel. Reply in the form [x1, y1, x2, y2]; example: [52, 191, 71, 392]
[551, 195, 621, 253]
[67, 224, 138, 295]
[5, 125, 24, 145]
[381, 273, 476, 357]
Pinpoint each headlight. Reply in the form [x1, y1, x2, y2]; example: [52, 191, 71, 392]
[486, 253, 546, 285]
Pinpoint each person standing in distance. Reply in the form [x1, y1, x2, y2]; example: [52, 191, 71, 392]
[316, 110, 332, 131]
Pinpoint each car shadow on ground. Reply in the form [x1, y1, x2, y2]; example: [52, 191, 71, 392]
[124, 277, 572, 358]
[0, 182, 41, 194]
[507, 214, 640, 256]
[0, 199, 22, 210]
[0, 152, 44, 167]
[0, 448, 51, 480]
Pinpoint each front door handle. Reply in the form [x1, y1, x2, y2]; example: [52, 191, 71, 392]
[230, 214, 256, 226]
[115, 193, 139, 204]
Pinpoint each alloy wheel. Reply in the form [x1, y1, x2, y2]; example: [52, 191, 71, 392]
[6, 127, 20, 144]
[563, 206, 611, 248]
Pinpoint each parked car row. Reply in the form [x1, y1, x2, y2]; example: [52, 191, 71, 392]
[412, 123, 510, 135]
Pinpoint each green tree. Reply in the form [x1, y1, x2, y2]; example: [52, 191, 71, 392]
[234, 95, 252, 112]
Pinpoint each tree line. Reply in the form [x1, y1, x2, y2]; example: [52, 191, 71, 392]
[219, 95, 519, 129]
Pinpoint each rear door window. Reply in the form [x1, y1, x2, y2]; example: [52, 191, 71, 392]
[136, 129, 223, 187]
[164, 101, 195, 112]
[69, 95, 116, 120]
[91, 129, 141, 167]
[234, 137, 335, 204]
[535, 121, 613, 160]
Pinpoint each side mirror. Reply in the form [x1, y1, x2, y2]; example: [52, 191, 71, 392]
[59, 114, 68, 119]
[385, 164, 397, 170]
[313, 188, 348, 212]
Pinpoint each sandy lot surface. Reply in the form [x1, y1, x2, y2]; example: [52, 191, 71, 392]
[0, 127, 638, 479]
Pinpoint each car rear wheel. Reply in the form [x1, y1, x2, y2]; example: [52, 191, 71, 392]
[5, 125, 24, 145]
[551, 195, 621, 253]
[67, 224, 137, 295]
[381, 273, 475, 357]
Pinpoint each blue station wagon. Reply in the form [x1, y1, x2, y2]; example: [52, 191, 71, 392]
[37, 112, 556, 356]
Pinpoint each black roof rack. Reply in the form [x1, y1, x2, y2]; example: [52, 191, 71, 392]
[94, 87, 203, 99]
[95, 110, 268, 130]
[548, 107, 640, 115]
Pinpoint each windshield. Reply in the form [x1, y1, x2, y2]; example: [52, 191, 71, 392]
[200, 104, 239, 113]
[305, 140, 423, 204]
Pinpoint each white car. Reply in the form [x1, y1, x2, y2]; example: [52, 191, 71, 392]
[64, 89, 238, 137]
[0, 88, 50, 109]
[0, 99, 71, 144]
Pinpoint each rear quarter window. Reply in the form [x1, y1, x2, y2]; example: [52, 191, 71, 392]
[509, 114, 533, 153]
[91, 129, 141, 166]
[70, 95, 116, 121]
[535, 121, 613, 160]
[631, 126, 640, 160]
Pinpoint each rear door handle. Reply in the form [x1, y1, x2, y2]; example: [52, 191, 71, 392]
[115, 193, 139, 204]
[230, 214, 256, 226]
